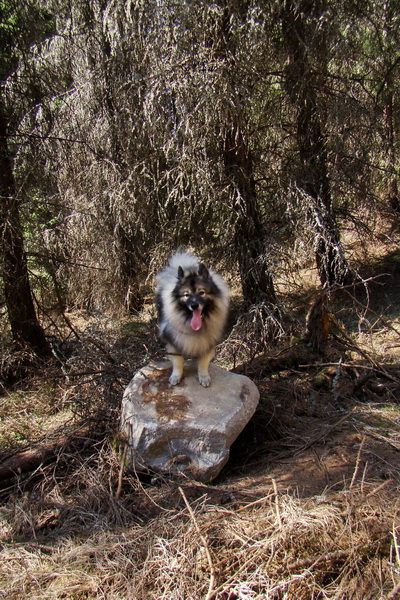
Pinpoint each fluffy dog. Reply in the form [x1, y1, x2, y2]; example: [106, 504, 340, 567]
[156, 251, 229, 387]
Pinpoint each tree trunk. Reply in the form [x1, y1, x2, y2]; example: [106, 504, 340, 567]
[214, 1, 277, 307]
[224, 124, 277, 306]
[383, 84, 399, 210]
[281, 0, 349, 287]
[114, 223, 143, 313]
[97, 10, 143, 312]
[0, 423, 94, 484]
[382, 6, 399, 211]
[0, 103, 49, 356]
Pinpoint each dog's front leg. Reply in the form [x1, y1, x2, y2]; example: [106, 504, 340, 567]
[166, 344, 184, 385]
[197, 348, 215, 387]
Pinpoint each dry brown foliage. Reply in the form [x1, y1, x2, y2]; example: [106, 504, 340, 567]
[1, 226, 400, 599]
[1, 311, 399, 599]
[0, 461, 399, 599]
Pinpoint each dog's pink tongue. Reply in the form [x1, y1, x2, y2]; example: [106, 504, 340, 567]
[190, 308, 203, 331]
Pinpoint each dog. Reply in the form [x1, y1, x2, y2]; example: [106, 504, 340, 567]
[156, 251, 229, 387]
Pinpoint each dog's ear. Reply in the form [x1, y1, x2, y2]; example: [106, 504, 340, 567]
[198, 263, 210, 279]
[177, 266, 184, 280]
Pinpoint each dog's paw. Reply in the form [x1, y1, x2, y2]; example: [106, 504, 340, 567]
[198, 374, 211, 387]
[169, 373, 182, 385]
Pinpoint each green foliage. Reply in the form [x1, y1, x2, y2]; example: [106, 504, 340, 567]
[313, 368, 331, 390]
[121, 322, 149, 335]
[0, 0, 54, 80]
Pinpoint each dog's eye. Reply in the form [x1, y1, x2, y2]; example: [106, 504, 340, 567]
[198, 290, 206, 297]
[181, 292, 190, 299]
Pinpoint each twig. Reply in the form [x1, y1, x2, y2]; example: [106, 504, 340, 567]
[363, 430, 400, 452]
[330, 324, 399, 383]
[361, 461, 369, 494]
[365, 479, 393, 498]
[272, 478, 282, 527]
[392, 516, 400, 566]
[387, 581, 400, 600]
[279, 550, 348, 574]
[298, 362, 400, 385]
[115, 444, 128, 501]
[294, 408, 356, 455]
[0, 424, 94, 482]
[52, 369, 119, 378]
[179, 486, 216, 600]
[332, 357, 343, 403]
[86, 336, 116, 364]
[341, 283, 400, 339]
[236, 492, 275, 513]
[350, 436, 365, 489]
[209, 544, 267, 598]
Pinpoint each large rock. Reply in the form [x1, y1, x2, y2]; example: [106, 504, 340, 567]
[120, 360, 259, 482]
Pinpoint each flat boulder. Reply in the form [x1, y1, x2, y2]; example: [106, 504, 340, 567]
[120, 361, 259, 482]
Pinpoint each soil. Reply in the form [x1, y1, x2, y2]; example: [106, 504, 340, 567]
[226, 362, 400, 498]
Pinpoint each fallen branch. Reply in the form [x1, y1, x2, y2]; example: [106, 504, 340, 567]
[233, 344, 316, 376]
[0, 424, 95, 484]
[298, 361, 400, 385]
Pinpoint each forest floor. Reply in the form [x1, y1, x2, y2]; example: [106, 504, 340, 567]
[1, 228, 400, 599]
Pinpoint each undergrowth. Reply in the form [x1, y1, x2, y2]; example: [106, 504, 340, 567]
[1, 234, 400, 599]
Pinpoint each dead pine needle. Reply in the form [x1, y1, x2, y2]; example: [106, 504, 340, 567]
[178, 486, 216, 600]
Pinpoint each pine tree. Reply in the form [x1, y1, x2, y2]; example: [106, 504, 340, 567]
[0, 0, 52, 354]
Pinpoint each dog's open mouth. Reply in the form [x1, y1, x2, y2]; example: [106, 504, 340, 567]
[190, 308, 203, 331]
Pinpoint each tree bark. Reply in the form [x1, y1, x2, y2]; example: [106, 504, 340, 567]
[97, 7, 143, 313]
[0, 424, 93, 484]
[224, 123, 277, 306]
[215, 1, 277, 307]
[381, 6, 399, 211]
[0, 102, 49, 355]
[281, 0, 349, 287]
[383, 81, 399, 210]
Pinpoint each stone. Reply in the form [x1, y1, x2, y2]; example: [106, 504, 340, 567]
[120, 360, 260, 483]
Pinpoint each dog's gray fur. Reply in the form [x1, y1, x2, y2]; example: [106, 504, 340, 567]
[156, 252, 229, 386]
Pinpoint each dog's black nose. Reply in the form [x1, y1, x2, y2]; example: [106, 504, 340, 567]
[190, 302, 199, 311]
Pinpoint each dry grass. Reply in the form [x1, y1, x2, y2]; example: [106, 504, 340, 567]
[1, 225, 400, 599]
[0, 468, 399, 599]
[1, 339, 399, 600]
